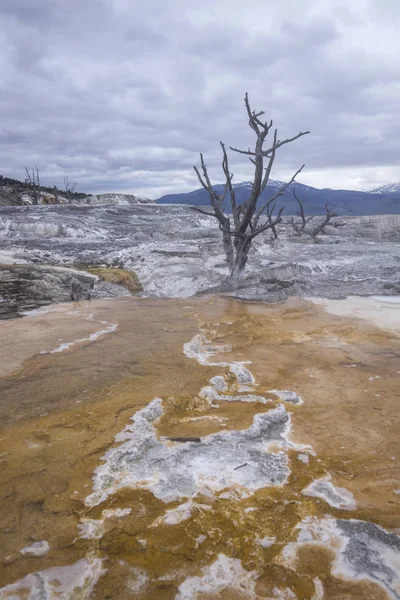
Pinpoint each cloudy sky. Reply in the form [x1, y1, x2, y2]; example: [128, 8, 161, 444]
[1, 0, 399, 197]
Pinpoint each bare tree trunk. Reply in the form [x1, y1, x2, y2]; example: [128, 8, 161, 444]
[291, 190, 314, 235]
[24, 166, 41, 205]
[231, 236, 252, 280]
[193, 94, 309, 282]
[222, 224, 235, 274]
[310, 205, 338, 241]
[53, 186, 60, 204]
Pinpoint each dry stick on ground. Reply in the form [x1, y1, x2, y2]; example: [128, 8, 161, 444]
[191, 93, 309, 280]
[24, 166, 41, 205]
[290, 189, 314, 235]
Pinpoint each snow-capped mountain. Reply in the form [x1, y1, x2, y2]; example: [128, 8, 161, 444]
[232, 180, 287, 189]
[369, 183, 400, 194]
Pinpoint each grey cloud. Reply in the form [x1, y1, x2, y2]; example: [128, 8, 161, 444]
[0, 0, 399, 196]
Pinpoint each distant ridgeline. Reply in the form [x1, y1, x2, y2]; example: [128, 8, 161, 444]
[0, 174, 87, 200]
[157, 180, 400, 216]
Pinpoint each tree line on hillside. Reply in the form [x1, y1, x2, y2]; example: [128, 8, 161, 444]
[0, 169, 88, 204]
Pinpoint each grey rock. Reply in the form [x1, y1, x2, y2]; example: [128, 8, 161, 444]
[0, 264, 129, 319]
[337, 519, 400, 599]
[0, 205, 400, 315]
[0, 186, 20, 207]
[85, 193, 154, 206]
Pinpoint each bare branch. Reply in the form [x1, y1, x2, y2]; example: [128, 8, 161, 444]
[261, 130, 310, 156]
[220, 141, 237, 219]
[244, 92, 260, 135]
[260, 129, 278, 194]
[310, 204, 339, 240]
[229, 146, 256, 157]
[290, 216, 302, 235]
[249, 205, 285, 239]
[266, 201, 279, 239]
[194, 154, 228, 219]
[193, 165, 209, 192]
[253, 165, 305, 228]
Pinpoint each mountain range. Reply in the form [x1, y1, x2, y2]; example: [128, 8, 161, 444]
[156, 180, 400, 216]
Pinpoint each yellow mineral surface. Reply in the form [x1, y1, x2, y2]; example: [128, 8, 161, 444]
[0, 296, 399, 599]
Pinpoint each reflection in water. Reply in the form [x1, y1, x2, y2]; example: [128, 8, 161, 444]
[0, 296, 399, 599]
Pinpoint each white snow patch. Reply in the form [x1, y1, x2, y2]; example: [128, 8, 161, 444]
[183, 334, 255, 390]
[126, 567, 149, 594]
[280, 516, 400, 599]
[302, 476, 357, 510]
[175, 554, 258, 599]
[297, 453, 309, 464]
[78, 507, 131, 539]
[85, 398, 293, 507]
[152, 500, 211, 526]
[199, 385, 269, 404]
[258, 535, 276, 548]
[183, 334, 233, 367]
[311, 577, 324, 600]
[0, 558, 104, 599]
[208, 375, 228, 391]
[268, 390, 303, 405]
[44, 323, 118, 354]
[196, 535, 207, 546]
[20, 540, 50, 556]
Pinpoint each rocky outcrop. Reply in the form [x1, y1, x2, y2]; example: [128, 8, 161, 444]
[0, 187, 155, 207]
[74, 266, 143, 293]
[0, 264, 130, 319]
[0, 204, 399, 316]
[0, 187, 20, 207]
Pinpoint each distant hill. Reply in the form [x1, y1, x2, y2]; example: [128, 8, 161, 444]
[0, 174, 87, 205]
[156, 180, 400, 216]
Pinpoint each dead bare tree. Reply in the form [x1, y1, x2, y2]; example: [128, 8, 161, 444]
[266, 200, 280, 239]
[290, 189, 314, 235]
[192, 93, 309, 280]
[24, 166, 41, 205]
[52, 186, 61, 204]
[64, 176, 77, 204]
[291, 193, 340, 242]
[310, 204, 338, 241]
